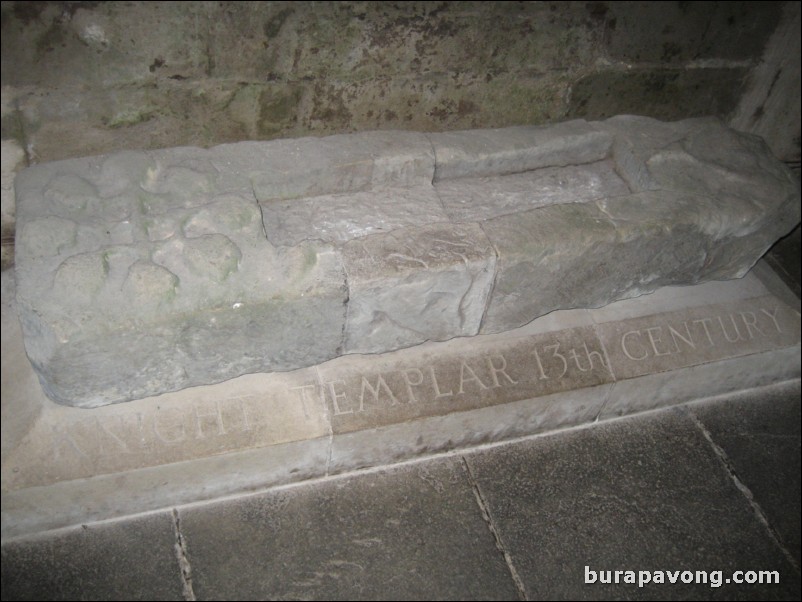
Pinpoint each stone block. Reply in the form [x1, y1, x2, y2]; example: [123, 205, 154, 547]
[260, 186, 448, 247]
[435, 159, 629, 222]
[14, 147, 347, 407]
[1, 138, 25, 269]
[1, 139, 24, 238]
[342, 223, 496, 354]
[568, 68, 748, 122]
[603, 2, 782, 64]
[479, 117, 799, 333]
[430, 119, 613, 181]
[213, 130, 434, 202]
[14, 116, 800, 406]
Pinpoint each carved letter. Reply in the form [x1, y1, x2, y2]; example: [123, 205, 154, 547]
[487, 355, 518, 387]
[668, 322, 696, 353]
[645, 326, 671, 356]
[545, 342, 569, 378]
[359, 375, 399, 410]
[532, 346, 549, 380]
[194, 401, 227, 438]
[691, 318, 716, 347]
[569, 347, 591, 372]
[760, 307, 782, 333]
[226, 397, 253, 432]
[429, 366, 453, 398]
[290, 384, 321, 419]
[718, 314, 746, 343]
[402, 368, 424, 403]
[97, 416, 131, 454]
[739, 311, 765, 339]
[51, 422, 89, 460]
[621, 330, 648, 361]
[458, 361, 489, 394]
[153, 408, 187, 444]
[326, 380, 352, 415]
[581, 342, 607, 370]
[569, 343, 608, 372]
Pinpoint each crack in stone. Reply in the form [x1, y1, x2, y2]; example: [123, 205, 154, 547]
[475, 221, 501, 334]
[687, 408, 800, 573]
[171, 508, 197, 601]
[461, 456, 528, 601]
[314, 364, 335, 477]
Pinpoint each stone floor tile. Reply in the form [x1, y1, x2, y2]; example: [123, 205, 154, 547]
[465, 403, 801, 600]
[0, 511, 182, 601]
[691, 381, 801, 566]
[178, 456, 519, 601]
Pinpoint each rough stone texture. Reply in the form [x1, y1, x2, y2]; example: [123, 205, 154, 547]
[568, 67, 749, 122]
[480, 117, 800, 333]
[430, 118, 613, 181]
[1, 271, 44, 460]
[436, 159, 630, 221]
[465, 404, 802, 601]
[1, 138, 25, 269]
[1, 139, 24, 235]
[5, 269, 797, 495]
[342, 222, 496, 354]
[2, 2, 790, 164]
[0, 511, 183, 601]
[3, 268, 799, 538]
[729, 1, 801, 162]
[261, 186, 447, 247]
[223, 130, 435, 202]
[14, 147, 347, 407]
[177, 457, 520, 601]
[14, 116, 800, 406]
[691, 383, 802, 567]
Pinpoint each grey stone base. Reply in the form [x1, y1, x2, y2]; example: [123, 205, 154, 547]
[2, 265, 799, 540]
[13, 117, 801, 406]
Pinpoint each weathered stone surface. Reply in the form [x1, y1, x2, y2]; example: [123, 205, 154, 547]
[479, 117, 799, 333]
[14, 147, 347, 407]
[568, 68, 749, 121]
[1, 139, 24, 236]
[177, 458, 520, 601]
[2, 270, 800, 537]
[342, 223, 496, 354]
[1, 138, 25, 269]
[320, 324, 613, 434]
[215, 130, 435, 202]
[430, 119, 613, 181]
[261, 186, 447, 247]
[14, 117, 800, 406]
[598, 296, 801, 380]
[435, 159, 630, 221]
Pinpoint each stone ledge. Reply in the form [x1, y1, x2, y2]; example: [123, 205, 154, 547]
[2, 270, 800, 539]
[13, 116, 801, 406]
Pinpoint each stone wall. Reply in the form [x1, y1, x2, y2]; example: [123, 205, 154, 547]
[2, 1, 800, 269]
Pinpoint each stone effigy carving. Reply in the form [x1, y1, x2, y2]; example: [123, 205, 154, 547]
[14, 116, 800, 407]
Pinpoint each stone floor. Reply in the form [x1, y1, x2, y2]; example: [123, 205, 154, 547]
[2, 230, 800, 601]
[1, 381, 800, 601]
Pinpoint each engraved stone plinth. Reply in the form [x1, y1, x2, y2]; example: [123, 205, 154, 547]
[14, 117, 800, 406]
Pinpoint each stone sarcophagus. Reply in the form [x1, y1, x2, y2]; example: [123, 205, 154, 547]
[14, 116, 800, 407]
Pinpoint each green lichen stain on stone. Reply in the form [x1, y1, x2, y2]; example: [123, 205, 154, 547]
[263, 7, 294, 39]
[568, 68, 748, 121]
[305, 246, 320, 272]
[258, 87, 302, 136]
[107, 107, 157, 129]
